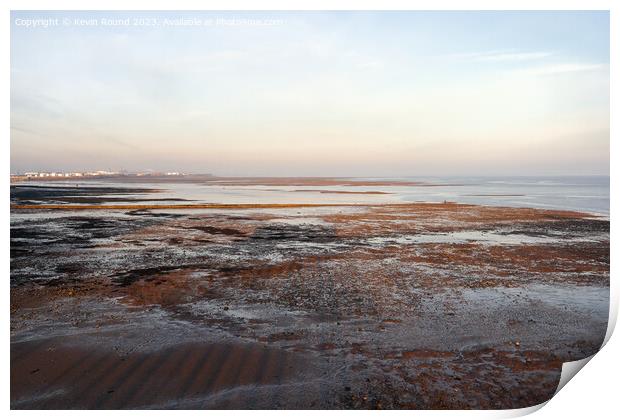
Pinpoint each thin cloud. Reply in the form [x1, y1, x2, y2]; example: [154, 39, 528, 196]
[447, 50, 552, 62]
[10, 125, 42, 137]
[478, 52, 552, 62]
[519, 63, 605, 75]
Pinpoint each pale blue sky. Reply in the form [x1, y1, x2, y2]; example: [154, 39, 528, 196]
[11, 11, 609, 176]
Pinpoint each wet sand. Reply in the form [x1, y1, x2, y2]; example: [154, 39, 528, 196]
[11, 338, 308, 409]
[10, 185, 609, 409]
[12, 203, 365, 210]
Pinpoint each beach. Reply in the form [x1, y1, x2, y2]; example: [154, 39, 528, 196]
[10, 177, 609, 409]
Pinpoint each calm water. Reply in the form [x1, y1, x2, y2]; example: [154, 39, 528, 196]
[14, 176, 609, 216]
[395, 176, 610, 216]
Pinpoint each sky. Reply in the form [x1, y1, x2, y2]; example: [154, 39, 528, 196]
[10, 11, 610, 176]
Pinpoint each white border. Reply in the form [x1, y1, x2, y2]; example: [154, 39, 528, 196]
[3, 1, 616, 419]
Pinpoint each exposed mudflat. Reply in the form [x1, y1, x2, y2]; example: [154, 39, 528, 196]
[10, 185, 609, 409]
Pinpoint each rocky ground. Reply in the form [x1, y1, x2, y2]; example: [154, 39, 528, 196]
[10, 192, 609, 409]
